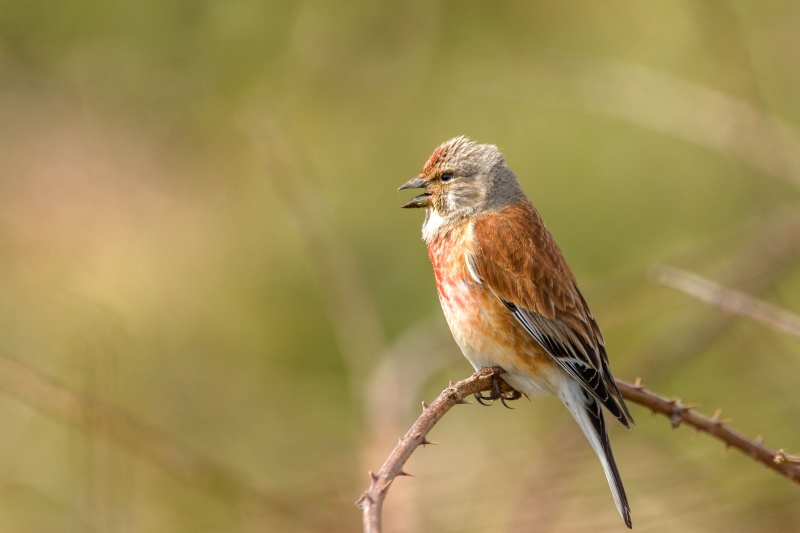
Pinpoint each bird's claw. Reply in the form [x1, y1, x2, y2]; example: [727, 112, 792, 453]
[474, 393, 493, 406]
[500, 390, 522, 409]
[474, 374, 521, 408]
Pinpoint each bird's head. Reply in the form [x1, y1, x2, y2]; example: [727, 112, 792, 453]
[399, 136, 524, 226]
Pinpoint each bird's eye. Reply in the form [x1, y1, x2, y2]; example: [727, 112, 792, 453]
[441, 172, 454, 182]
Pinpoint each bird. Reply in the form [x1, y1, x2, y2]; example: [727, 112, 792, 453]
[399, 136, 634, 528]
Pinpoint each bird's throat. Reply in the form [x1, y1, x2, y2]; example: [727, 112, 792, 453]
[422, 209, 445, 243]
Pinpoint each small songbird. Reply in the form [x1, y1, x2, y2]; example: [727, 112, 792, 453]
[399, 136, 634, 528]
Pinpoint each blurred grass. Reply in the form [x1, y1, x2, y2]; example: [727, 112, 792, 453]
[1, 0, 800, 531]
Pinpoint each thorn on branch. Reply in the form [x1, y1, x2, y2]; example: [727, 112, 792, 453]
[356, 492, 374, 507]
[421, 401, 428, 412]
[710, 408, 732, 425]
[633, 377, 644, 389]
[774, 449, 800, 465]
[420, 436, 438, 447]
[397, 471, 414, 477]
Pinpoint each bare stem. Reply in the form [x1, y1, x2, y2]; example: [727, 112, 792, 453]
[358, 370, 800, 533]
[653, 265, 800, 340]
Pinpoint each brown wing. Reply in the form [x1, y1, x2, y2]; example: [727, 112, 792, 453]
[470, 201, 633, 427]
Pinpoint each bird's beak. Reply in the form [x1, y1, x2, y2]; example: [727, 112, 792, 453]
[398, 175, 431, 209]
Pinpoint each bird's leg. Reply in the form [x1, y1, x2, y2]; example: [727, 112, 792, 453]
[474, 373, 502, 405]
[474, 373, 520, 408]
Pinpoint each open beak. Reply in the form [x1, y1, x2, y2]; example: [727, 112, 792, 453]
[398, 176, 431, 209]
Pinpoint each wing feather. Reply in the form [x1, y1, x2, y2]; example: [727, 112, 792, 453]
[471, 201, 634, 427]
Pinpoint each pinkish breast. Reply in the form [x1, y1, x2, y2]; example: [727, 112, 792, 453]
[425, 227, 553, 375]
[427, 230, 482, 324]
[427, 232, 460, 304]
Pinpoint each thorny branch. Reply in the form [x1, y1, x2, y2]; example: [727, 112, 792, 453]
[356, 366, 507, 533]
[617, 378, 800, 483]
[358, 369, 800, 533]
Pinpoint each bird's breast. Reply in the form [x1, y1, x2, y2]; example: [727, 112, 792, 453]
[426, 228, 551, 377]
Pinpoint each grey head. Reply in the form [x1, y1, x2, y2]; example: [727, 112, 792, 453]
[398, 136, 526, 231]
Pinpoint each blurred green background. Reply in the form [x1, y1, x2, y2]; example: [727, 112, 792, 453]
[1, 0, 800, 531]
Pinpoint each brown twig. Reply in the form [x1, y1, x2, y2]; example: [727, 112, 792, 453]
[359, 370, 800, 532]
[363, 316, 465, 533]
[652, 264, 800, 340]
[617, 379, 800, 484]
[357, 366, 506, 533]
[631, 209, 800, 381]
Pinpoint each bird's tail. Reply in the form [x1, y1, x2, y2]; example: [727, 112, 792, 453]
[559, 380, 632, 528]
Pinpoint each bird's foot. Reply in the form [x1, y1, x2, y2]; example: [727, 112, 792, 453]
[500, 389, 522, 409]
[474, 373, 522, 409]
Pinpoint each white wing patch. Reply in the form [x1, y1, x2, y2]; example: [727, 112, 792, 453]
[463, 221, 483, 284]
[464, 252, 482, 284]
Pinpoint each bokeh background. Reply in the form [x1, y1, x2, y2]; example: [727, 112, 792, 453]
[1, 1, 800, 531]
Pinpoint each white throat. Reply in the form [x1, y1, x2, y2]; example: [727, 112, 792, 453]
[422, 209, 445, 243]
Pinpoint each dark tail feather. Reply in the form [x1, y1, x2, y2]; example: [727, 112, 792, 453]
[600, 349, 635, 427]
[561, 383, 632, 528]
